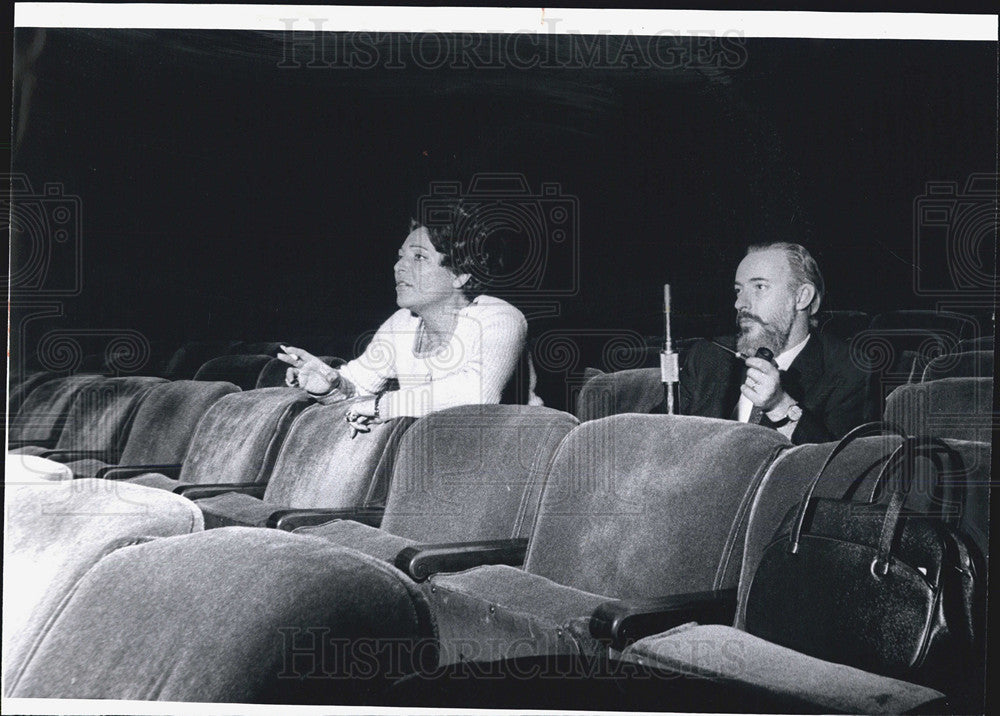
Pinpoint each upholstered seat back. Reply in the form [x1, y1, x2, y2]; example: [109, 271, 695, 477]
[118, 380, 241, 465]
[523, 415, 790, 599]
[868, 310, 977, 341]
[8, 375, 104, 444]
[379, 405, 578, 543]
[921, 350, 994, 382]
[884, 377, 993, 442]
[3, 478, 204, 686]
[177, 388, 311, 485]
[262, 402, 414, 509]
[855, 310, 978, 416]
[53, 376, 167, 455]
[233, 340, 286, 356]
[193, 354, 275, 390]
[161, 340, 239, 380]
[958, 336, 993, 352]
[575, 367, 664, 422]
[816, 310, 870, 342]
[7, 528, 438, 704]
[7, 371, 62, 418]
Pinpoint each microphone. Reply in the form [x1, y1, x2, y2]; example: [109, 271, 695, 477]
[660, 284, 679, 414]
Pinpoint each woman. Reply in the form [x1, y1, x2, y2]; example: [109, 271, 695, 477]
[278, 203, 540, 432]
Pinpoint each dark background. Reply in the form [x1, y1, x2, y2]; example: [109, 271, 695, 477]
[9, 28, 997, 409]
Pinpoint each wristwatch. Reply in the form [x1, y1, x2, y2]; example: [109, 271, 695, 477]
[768, 402, 802, 427]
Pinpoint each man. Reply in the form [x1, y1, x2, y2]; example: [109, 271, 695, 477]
[679, 242, 868, 444]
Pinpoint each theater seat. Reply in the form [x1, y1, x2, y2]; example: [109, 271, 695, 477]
[3, 478, 204, 686]
[423, 415, 789, 664]
[298, 404, 578, 561]
[255, 355, 345, 388]
[7, 375, 104, 450]
[921, 350, 994, 381]
[5, 453, 74, 483]
[62, 380, 240, 480]
[160, 340, 240, 380]
[815, 310, 870, 342]
[12, 376, 167, 463]
[192, 401, 414, 528]
[6, 528, 437, 704]
[233, 340, 287, 356]
[958, 336, 994, 352]
[575, 367, 664, 421]
[121, 388, 311, 491]
[855, 310, 978, 417]
[884, 377, 994, 442]
[7, 370, 62, 418]
[193, 354, 275, 390]
[617, 436, 989, 714]
[868, 309, 977, 341]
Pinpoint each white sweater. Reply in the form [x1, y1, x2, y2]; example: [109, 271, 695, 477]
[334, 295, 540, 418]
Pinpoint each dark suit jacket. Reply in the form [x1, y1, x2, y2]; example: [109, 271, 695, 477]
[678, 332, 869, 445]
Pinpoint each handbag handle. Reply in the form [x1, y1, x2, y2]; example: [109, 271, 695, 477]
[788, 421, 909, 554]
[869, 435, 955, 576]
[870, 437, 919, 576]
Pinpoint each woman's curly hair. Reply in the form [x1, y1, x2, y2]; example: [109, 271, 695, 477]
[411, 199, 504, 300]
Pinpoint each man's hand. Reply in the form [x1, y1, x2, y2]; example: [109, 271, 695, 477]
[741, 356, 786, 412]
[277, 345, 340, 395]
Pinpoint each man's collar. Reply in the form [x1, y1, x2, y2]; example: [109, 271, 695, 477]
[776, 334, 811, 370]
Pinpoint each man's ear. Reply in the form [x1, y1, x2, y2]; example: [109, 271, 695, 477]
[453, 273, 472, 289]
[795, 283, 816, 312]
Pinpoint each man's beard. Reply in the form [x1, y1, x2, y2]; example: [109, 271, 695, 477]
[736, 306, 794, 357]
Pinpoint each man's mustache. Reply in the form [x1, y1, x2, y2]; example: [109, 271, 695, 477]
[737, 311, 765, 326]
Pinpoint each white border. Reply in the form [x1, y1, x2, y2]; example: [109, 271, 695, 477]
[13, 3, 1000, 40]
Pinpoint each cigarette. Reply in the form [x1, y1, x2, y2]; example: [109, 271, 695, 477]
[709, 340, 749, 360]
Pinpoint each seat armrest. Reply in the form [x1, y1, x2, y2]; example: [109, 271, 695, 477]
[96, 464, 183, 481]
[8, 439, 58, 450]
[267, 507, 385, 531]
[590, 588, 738, 651]
[393, 538, 529, 582]
[37, 449, 116, 463]
[174, 482, 266, 500]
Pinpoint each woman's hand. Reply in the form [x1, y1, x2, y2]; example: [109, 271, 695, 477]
[344, 396, 380, 437]
[277, 345, 339, 395]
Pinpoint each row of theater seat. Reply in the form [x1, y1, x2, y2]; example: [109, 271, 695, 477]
[12, 309, 992, 409]
[577, 346, 994, 440]
[7, 351, 345, 417]
[5, 315, 994, 710]
[8, 353, 992, 535]
[10, 328, 993, 434]
[6, 405, 989, 712]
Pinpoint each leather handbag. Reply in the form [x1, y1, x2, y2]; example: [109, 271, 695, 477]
[744, 422, 981, 694]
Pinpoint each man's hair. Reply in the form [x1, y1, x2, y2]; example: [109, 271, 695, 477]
[747, 242, 824, 323]
[411, 200, 501, 300]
